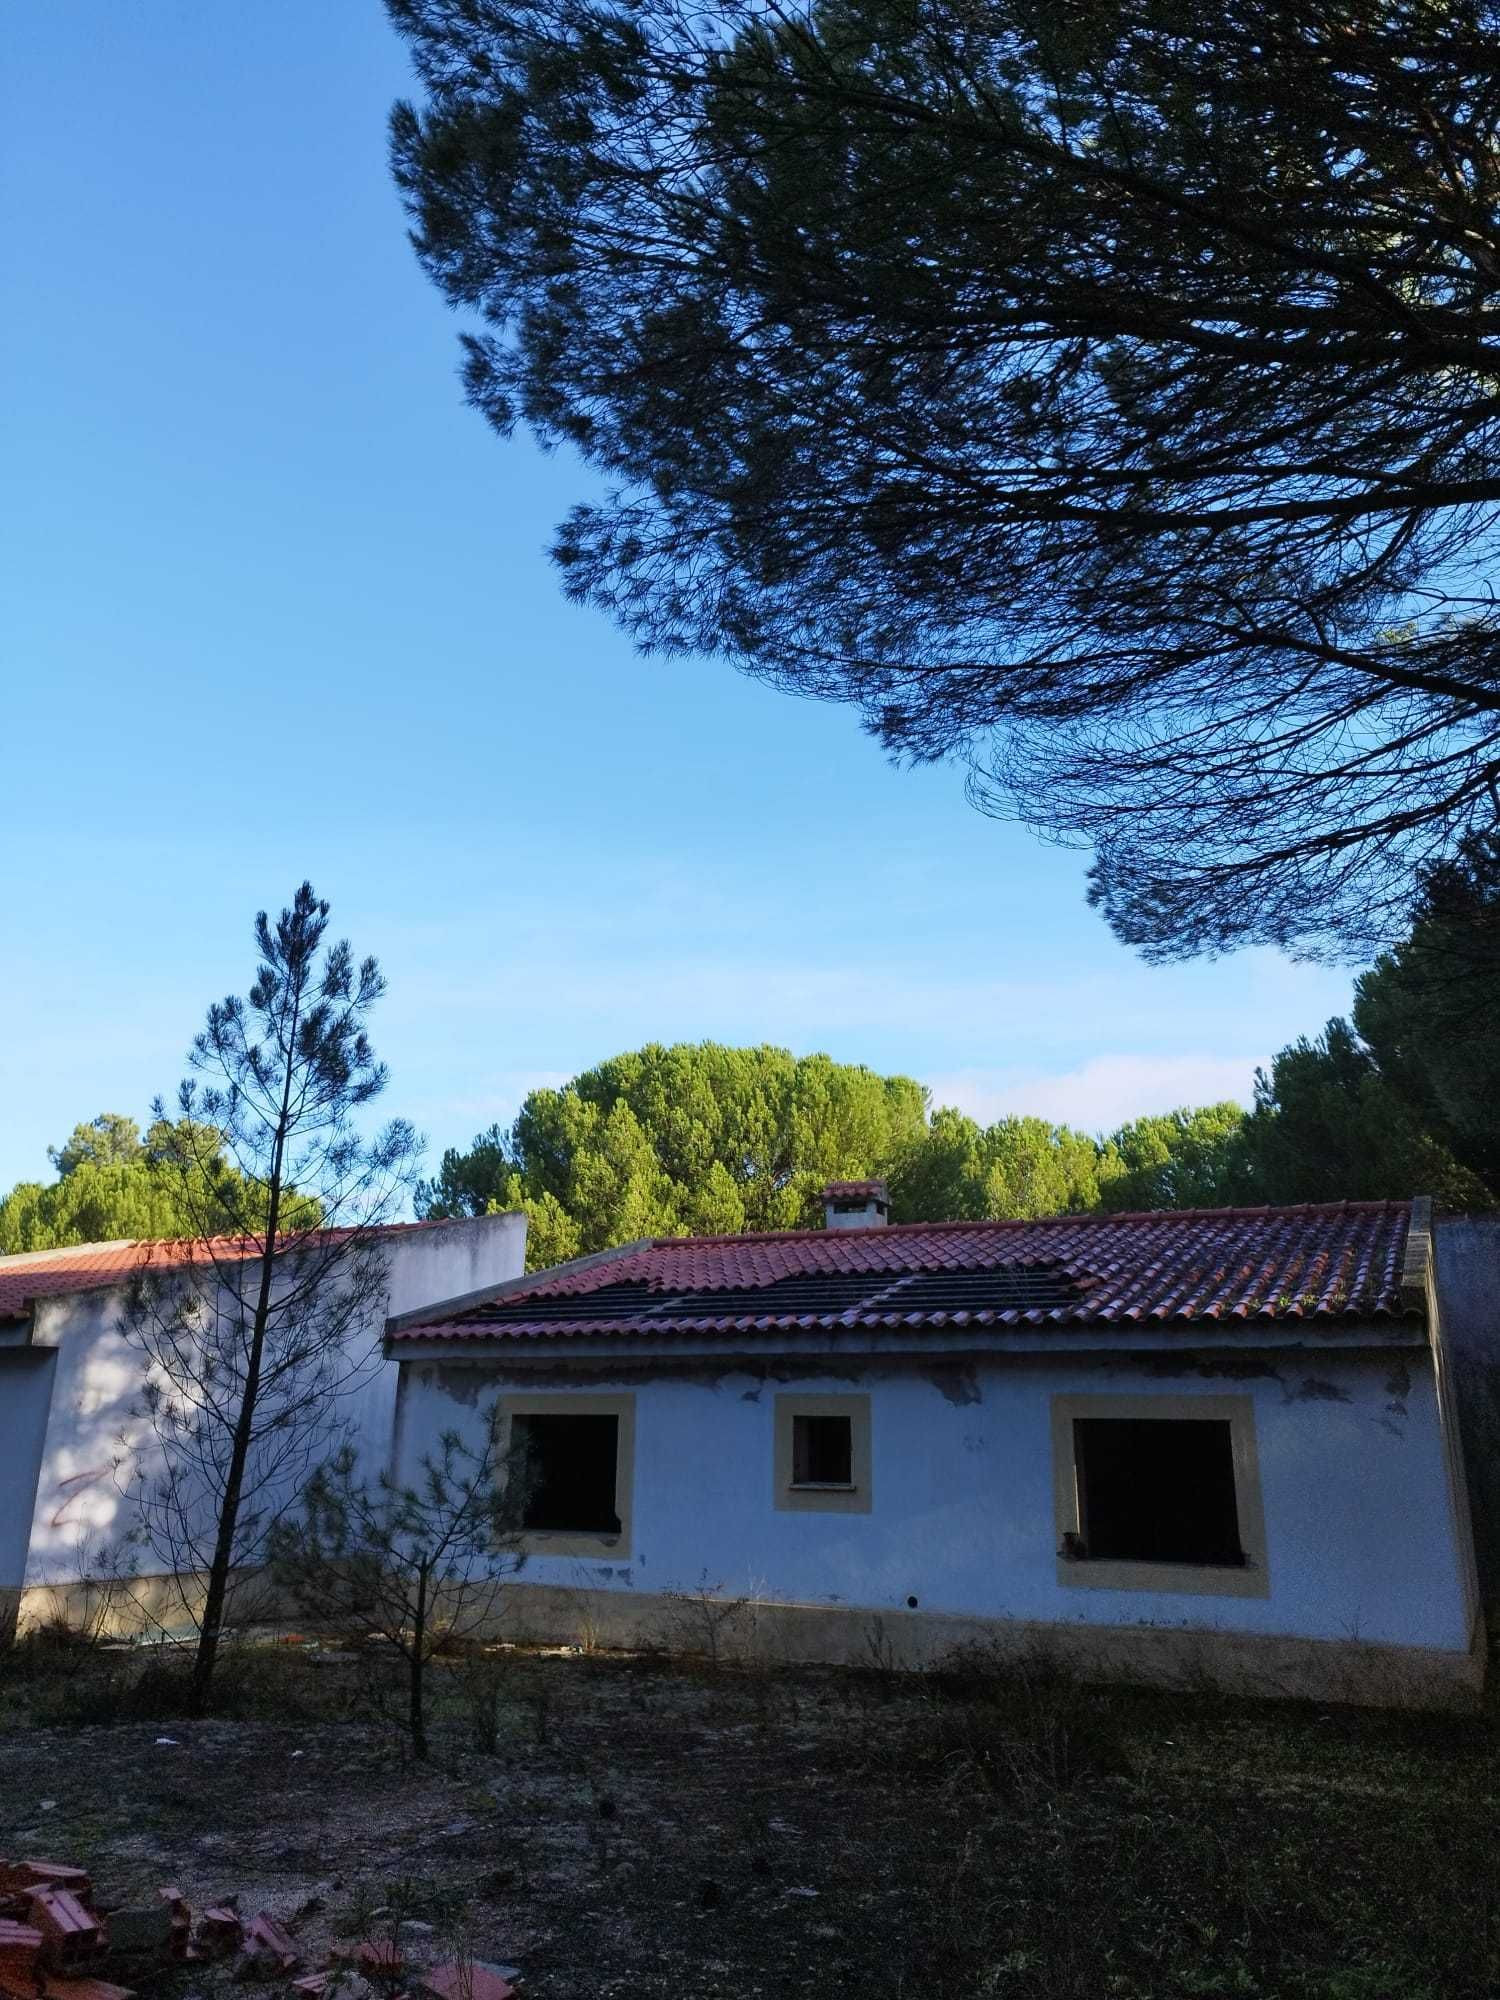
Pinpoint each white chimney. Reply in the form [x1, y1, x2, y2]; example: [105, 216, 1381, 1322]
[822, 1179, 889, 1231]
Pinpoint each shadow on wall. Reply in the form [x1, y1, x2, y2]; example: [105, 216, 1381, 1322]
[1435, 1215, 1500, 1634]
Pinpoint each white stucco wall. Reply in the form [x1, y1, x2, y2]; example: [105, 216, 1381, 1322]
[0, 1349, 60, 1593]
[14, 1212, 527, 1590]
[392, 1345, 1473, 1652]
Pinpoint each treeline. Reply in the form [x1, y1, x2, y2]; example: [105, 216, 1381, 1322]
[0, 1113, 319, 1254]
[418, 1055, 1258, 1268]
[7, 838, 1495, 1263]
[418, 839, 1499, 1267]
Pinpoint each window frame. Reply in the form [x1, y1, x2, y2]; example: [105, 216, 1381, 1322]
[1051, 1392, 1270, 1598]
[498, 1392, 636, 1558]
[774, 1393, 872, 1514]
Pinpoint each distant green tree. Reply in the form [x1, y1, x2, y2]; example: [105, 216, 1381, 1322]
[48, 1112, 143, 1176]
[886, 1106, 989, 1223]
[1239, 1021, 1488, 1209]
[0, 1114, 315, 1254]
[1101, 1105, 1252, 1213]
[420, 1042, 931, 1265]
[1350, 834, 1500, 1194]
[414, 1121, 513, 1221]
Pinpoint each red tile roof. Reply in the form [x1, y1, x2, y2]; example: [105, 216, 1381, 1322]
[392, 1200, 1419, 1344]
[0, 1220, 453, 1323]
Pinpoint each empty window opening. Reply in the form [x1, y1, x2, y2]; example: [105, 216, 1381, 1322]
[1073, 1417, 1243, 1567]
[792, 1412, 854, 1488]
[512, 1412, 621, 1534]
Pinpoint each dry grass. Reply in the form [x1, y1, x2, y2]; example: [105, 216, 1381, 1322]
[0, 1637, 1494, 1998]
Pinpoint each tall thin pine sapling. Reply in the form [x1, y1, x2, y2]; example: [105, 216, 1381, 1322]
[121, 882, 421, 1708]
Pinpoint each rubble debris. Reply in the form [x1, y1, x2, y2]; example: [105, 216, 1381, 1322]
[234, 1912, 299, 1981]
[419, 1962, 518, 2000]
[339, 1937, 405, 1979]
[0, 1862, 92, 1901]
[0, 1920, 43, 1970]
[197, 1905, 245, 1957]
[157, 1887, 191, 1958]
[30, 1888, 103, 1967]
[102, 1904, 174, 1956]
[28, 1979, 135, 2000]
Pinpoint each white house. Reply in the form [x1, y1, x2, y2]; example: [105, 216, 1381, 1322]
[0, 1211, 527, 1636]
[386, 1185, 1484, 1707]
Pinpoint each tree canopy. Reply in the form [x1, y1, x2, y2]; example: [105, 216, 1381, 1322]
[389, 0, 1500, 959]
[420, 1040, 1275, 1262]
[0, 1115, 316, 1255]
[1349, 833, 1500, 1193]
[418, 1043, 932, 1261]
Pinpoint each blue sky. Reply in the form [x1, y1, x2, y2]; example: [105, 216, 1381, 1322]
[0, 2, 1352, 1199]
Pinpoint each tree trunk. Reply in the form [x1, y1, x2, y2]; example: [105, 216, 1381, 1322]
[410, 1561, 428, 1760]
[190, 1030, 298, 1711]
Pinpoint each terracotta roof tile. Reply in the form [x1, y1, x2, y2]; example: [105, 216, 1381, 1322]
[392, 1201, 1418, 1344]
[0, 1219, 455, 1322]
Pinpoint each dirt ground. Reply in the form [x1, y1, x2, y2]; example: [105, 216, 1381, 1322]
[0, 1643, 1496, 2000]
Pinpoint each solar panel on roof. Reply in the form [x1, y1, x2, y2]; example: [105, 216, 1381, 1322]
[464, 1263, 1091, 1325]
[464, 1282, 664, 1325]
[877, 1267, 1089, 1314]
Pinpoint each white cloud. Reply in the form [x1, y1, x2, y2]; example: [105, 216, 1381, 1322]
[926, 1053, 1259, 1134]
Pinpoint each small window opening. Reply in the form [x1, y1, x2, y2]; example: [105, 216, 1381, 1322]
[1073, 1417, 1243, 1567]
[792, 1412, 854, 1488]
[512, 1412, 621, 1534]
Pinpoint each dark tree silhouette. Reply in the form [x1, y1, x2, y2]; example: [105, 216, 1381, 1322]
[1352, 832, 1500, 1189]
[388, 0, 1500, 957]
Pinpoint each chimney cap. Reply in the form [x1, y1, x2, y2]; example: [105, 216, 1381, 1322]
[821, 1179, 889, 1230]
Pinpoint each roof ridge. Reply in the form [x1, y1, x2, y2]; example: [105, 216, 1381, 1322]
[0, 1237, 140, 1268]
[0, 1215, 473, 1269]
[644, 1198, 1411, 1251]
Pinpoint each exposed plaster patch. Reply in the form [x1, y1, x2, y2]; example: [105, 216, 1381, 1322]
[1142, 1353, 1283, 1384]
[420, 1363, 488, 1408]
[922, 1364, 982, 1408]
[1287, 1378, 1353, 1405]
[1379, 1359, 1412, 1436]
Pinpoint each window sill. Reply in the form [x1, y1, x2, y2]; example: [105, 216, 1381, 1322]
[789, 1482, 858, 1494]
[518, 1526, 629, 1559]
[1056, 1551, 1269, 1599]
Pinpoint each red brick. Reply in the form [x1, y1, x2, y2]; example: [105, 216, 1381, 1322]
[420, 1964, 517, 2000]
[29, 1891, 100, 1966]
[0, 1865, 91, 1901]
[193, 1908, 243, 1957]
[38, 1978, 136, 2000]
[0, 1920, 42, 1965]
[236, 1912, 298, 1977]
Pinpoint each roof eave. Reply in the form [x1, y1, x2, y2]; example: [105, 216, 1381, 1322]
[387, 1315, 1426, 1367]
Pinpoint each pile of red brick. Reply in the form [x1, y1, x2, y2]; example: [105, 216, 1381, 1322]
[0, 1859, 130, 2000]
[0, 1856, 515, 1999]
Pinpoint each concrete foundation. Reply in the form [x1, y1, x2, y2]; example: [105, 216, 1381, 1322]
[17, 1570, 1479, 1713]
[486, 1581, 1486, 1711]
